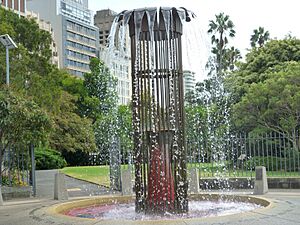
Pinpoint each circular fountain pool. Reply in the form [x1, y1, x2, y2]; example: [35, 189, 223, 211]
[52, 194, 270, 221]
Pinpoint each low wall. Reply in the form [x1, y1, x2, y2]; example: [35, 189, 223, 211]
[1, 186, 32, 200]
[199, 178, 300, 189]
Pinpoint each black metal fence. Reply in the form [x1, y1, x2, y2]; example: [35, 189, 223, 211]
[0, 145, 35, 190]
[186, 133, 300, 178]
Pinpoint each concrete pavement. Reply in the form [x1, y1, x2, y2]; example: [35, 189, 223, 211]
[0, 170, 300, 225]
[35, 170, 111, 199]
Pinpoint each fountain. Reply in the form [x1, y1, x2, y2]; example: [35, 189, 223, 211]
[49, 7, 270, 223]
[122, 6, 192, 214]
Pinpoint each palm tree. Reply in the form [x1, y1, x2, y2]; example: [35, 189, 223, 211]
[250, 27, 270, 48]
[208, 12, 236, 76]
[226, 46, 241, 71]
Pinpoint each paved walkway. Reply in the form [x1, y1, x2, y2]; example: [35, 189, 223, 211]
[35, 170, 111, 198]
[0, 170, 300, 225]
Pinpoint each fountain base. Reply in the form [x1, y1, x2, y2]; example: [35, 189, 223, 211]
[50, 194, 270, 222]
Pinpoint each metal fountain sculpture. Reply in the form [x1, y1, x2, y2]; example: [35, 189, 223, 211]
[114, 7, 195, 214]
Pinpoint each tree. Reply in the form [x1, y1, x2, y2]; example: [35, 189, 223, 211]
[226, 46, 242, 71]
[0, 8, 97, 164]
[208, 12, 236, 76]
[0, 88, 51, 156]
[0, 7, 53, 78]
[117, 104, 133, 164]
[232, 61, 300, 149]
[83, 58, 118, 164]
[226, 37, 300, 105]
[250, 27, 270, 48]
[49, 91, 96, 154]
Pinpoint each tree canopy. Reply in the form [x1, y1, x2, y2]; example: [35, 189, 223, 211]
[0, 8, 96, 158]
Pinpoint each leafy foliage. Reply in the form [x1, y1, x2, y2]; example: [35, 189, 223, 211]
[232, 62, 300, 144]
[83, 58, 119, 164]
[227, 38, 300, 145]
[250, 27, 270, 48]
[49, 91, 96, 154]
[0, 8, 96, 164]
[35, 147, 67, 170]
[0, 88, 51, 149]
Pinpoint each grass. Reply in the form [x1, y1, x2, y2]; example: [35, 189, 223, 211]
[60, 166, 110, 187]
[60, 163, 300, 187]
[60, 165, 132, 187]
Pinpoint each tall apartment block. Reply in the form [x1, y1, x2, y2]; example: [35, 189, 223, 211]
[26, 0, 99, 77]
[183, 70, 196, 95]
[94, 9, 131, 105]
[0, 0, 26, 14]
[1, 1, 59, 67]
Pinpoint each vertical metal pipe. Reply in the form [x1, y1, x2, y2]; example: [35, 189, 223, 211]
[253, 135, 257, 173]
[279, 133, 283, 176]
[270, 132, 274, 176]
[0, 144, 2, 186]
[248, 133, 252, 178]
[283, 134, 287, 176]
[30, 144, 36, 197]
[275, 132, 279, 176]
[266, 133, 269, 175]
[8, 146, 11, 186]
[6, 47, 9, 86]
[18, 0, 20, 17]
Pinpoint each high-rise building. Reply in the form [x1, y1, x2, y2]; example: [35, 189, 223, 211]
[0, 0, 26, 15]
[1, 2, 59, 67]
[94, 9, 131, 105]
[183, 70, 196, 95]
[26, 11, 60, 67]
[26, 0, 99, 77]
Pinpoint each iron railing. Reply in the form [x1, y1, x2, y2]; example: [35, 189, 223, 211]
[186, 133, 300, 178]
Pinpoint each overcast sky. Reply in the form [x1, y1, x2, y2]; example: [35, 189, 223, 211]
[89, 0, 300, 81]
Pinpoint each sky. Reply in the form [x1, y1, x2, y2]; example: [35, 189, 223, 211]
[88, 0, 300, 81]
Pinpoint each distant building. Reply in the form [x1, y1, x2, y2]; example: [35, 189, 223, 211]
[0, 0, 26, 15]
[26, 0, 99, 77]
[1, 1, 59, 67]
[183, 70, 196, 95]
[94, 9, 116, 47]
[94, 9, 131, 105]
[26, 11, 60, 67]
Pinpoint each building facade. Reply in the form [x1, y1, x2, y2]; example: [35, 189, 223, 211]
[183, 70, 196, 95]
[0, 0, 26, 14]
[26, 0, 99, 77]
[1, 1, 59, 67]
[26, 11, 60, 67]
[94, 9, 131, 105]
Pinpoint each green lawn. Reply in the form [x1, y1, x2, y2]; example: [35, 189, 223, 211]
[60, 164, 299, 187]
[60, 165, 132, 187]
[60, 166, 110, 187]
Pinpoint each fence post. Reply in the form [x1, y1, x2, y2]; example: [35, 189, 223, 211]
[30, 144, 36, 197]
[254, 166, 268, 194]
[0, 144, 2, 186]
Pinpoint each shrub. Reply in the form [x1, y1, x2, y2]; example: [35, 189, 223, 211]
[283, 149, 300, 172]
[245, 156, 282, 171]
[35, 147, 67, 170]
[62, 149, 90, 166]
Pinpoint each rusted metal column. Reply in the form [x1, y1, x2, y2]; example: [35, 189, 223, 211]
[117, 7, 193, 214]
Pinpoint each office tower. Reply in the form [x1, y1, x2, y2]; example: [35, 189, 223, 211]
[1, 1, 59, 67]
[26, 0, 99, 77]
[0, 0, 26, 14]
[183, 70, 196, 95]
